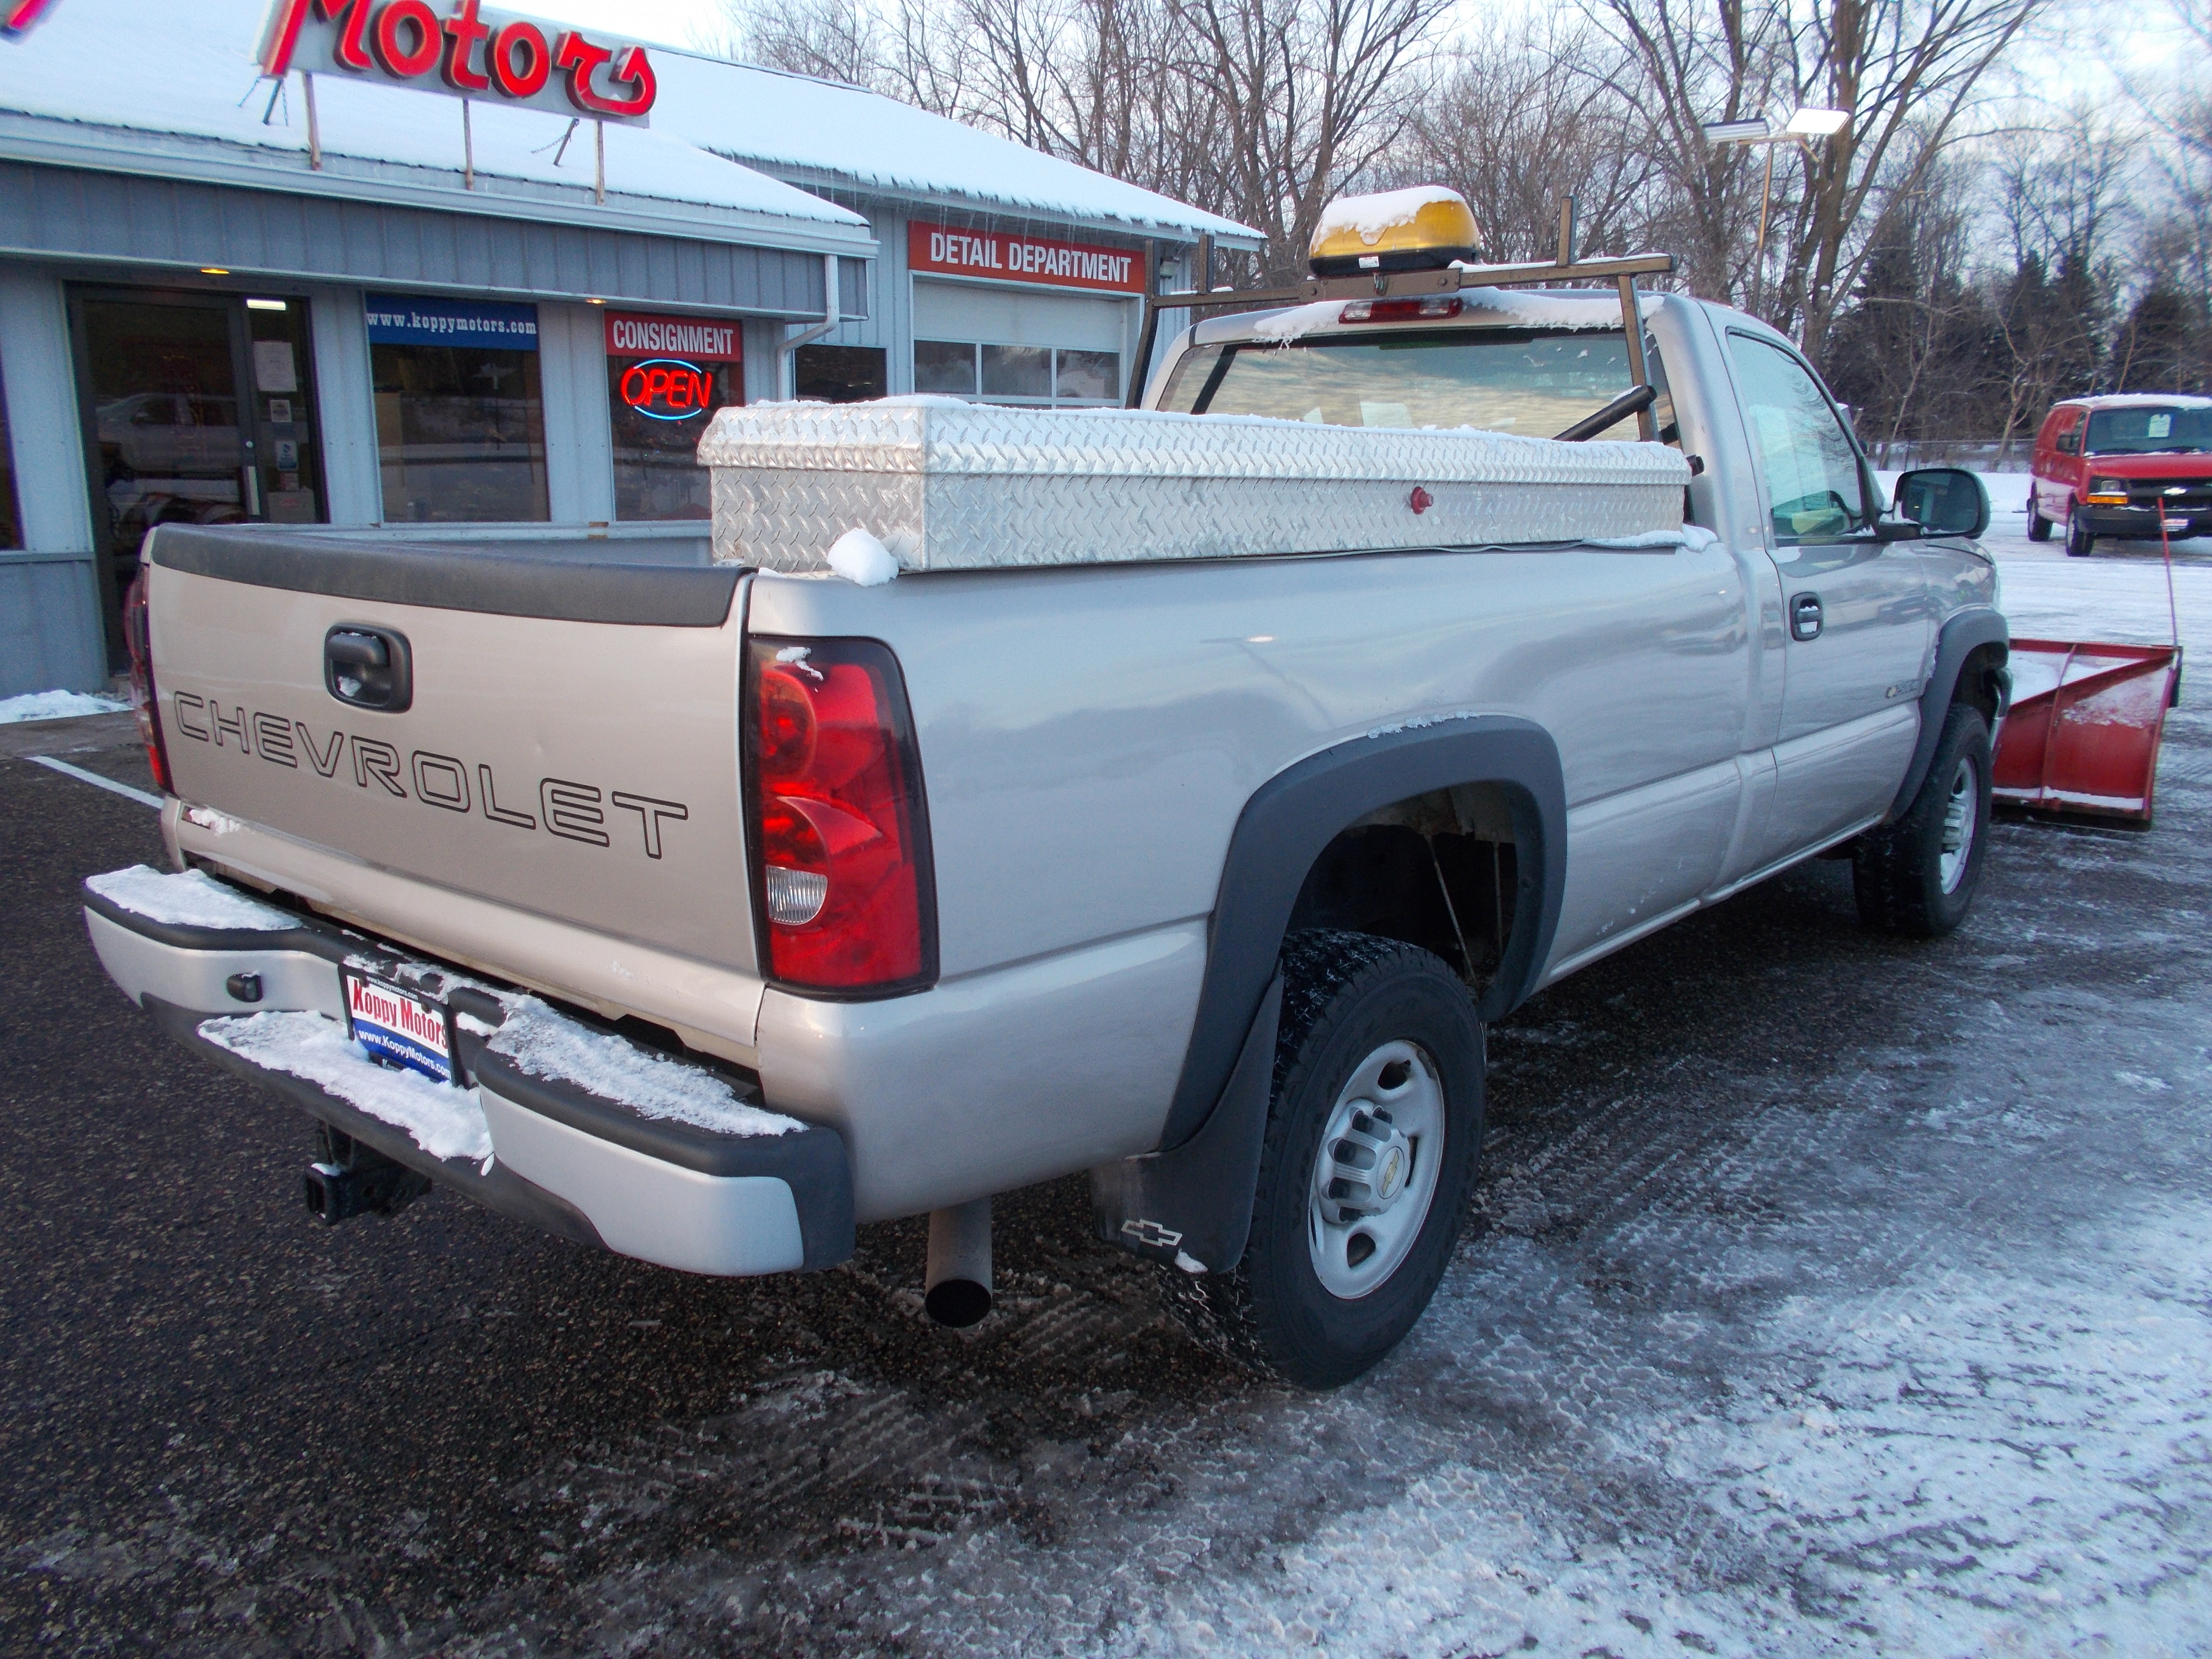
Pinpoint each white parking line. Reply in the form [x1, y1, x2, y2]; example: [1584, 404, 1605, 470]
[25, 754, 165, 810]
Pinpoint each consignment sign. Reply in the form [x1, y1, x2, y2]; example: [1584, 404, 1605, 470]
[908, 223, 1145, 295]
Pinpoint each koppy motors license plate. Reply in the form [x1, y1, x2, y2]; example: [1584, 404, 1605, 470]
[341, 968, 458, 1086]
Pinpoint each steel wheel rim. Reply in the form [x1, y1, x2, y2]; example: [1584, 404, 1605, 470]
[1308, 1039, 1445, 1299]
[1939, 753, 1978, 893]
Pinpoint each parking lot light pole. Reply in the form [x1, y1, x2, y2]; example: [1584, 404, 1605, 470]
[1701, 108, 1849, 313]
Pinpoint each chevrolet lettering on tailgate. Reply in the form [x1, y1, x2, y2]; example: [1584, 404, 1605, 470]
[166, 693, 691, 860]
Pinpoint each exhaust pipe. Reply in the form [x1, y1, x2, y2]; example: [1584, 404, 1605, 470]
[924, 1197, 992, 1327]
[303, 1127, 433, 1224]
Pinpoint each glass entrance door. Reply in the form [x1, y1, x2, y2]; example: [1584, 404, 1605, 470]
[70, 288, 325, 665]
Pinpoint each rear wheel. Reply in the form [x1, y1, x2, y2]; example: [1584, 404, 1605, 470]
[2027, 494, 2053, 541]
[1160, 930, 1483, 1388]
[1852, 703, 1992, 938]
[2065, 502, 2095, 557]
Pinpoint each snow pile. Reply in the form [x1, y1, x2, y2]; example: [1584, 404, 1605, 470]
[480, 996, 802, 1139]
[1313, 185, 1470, 245]
[199, 1009, 492, 1163]
[0, 689, 128, 723]
[87, 864, 296, 931]
[825, 527, 899, 586]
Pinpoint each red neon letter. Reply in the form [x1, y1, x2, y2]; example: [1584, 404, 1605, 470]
[263, 0, 374, 75]
[598, 44, 657, 117]
[621, 365, 650, 407]
[489, 20, 550, 98]
[554, 30, 616, 114]
[440, 0, 491, 91]
[371, 0, 442, 78]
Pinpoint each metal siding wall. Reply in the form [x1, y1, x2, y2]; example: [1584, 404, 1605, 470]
[305, 285, 380, 526]
[0, 265, 105, 694]
[538, 301, 615, 524]
[0, 557, 106, 695]
[0, 162, 838, 314]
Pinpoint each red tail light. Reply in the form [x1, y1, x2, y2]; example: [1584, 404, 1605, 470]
[1339, 297, 1462, 325]
[122, 568, 173, 795]
[745, 636, 936, 994]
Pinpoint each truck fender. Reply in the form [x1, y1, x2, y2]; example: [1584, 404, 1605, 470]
[1888, 608, 2009, 821]
[1091, 716, 1566, 1272]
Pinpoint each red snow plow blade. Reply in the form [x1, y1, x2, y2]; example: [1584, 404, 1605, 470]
[1991, 638, 2185, 824]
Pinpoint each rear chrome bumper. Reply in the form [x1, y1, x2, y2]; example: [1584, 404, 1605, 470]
[84, 878, 854, 1276]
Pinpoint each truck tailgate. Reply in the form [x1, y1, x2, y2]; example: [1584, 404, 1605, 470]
[145, 529, 756, 976]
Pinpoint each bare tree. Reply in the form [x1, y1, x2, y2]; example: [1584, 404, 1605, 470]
[1581, 0, 2049, 366]
[1394, 12, 1661, 264]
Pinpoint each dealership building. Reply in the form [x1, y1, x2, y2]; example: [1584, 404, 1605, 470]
[0, 0, 1257, 695]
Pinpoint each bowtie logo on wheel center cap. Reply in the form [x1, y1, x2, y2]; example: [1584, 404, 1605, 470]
[1378, 1146, 1405, 1200]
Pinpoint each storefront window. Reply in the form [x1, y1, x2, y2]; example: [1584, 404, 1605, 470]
[603, 311, 743, 521]
[0, 358, 21, 549]
[368, 295, 547, 523]
[914, 340, 1119, 406]
[795, 345, 888, 403]
[915, 340, 979, 396]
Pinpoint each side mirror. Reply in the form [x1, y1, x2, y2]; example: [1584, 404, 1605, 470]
[1894, 467, 1989, 538]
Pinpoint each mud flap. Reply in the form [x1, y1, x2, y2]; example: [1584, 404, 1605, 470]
[1090, 974, 1282, 1274]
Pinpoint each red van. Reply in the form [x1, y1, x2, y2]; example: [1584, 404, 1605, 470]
[2030, 394, 2212, 556]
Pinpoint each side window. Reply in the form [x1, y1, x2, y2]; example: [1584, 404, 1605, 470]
[2054, 413, 2081, 455]
[1726, 332, 1870, 544]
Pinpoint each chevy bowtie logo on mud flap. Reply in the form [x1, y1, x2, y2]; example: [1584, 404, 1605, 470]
[168, 694, 689, 860]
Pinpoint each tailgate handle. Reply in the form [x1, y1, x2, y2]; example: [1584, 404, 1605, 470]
[325, 626, 412, 712]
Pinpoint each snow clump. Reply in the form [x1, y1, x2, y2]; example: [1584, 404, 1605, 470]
[826, 527, 900, 586]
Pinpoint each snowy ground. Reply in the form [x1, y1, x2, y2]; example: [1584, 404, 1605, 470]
[5, 519, 2211, 1658]
[0, 689, 126, 725]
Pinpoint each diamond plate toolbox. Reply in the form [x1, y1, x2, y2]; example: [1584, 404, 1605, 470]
[699, 400, 1691, 573]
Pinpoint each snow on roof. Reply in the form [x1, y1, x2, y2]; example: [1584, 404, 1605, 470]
[0, 0, 1253, 248]
[0, 0, 867, 233]
[643, 48, 1262, 247]
[2056, 394, 2212, 409]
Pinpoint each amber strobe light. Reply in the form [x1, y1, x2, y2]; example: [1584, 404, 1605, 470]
[122, 569, 173, 795]
[746, 637, 936, 992]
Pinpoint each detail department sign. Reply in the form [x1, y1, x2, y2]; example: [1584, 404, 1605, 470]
[908, 222, 1145, 295]
[259, 0, 657, 122]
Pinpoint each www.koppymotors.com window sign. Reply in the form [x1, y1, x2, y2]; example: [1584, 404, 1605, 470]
[260, 0, 656, 123]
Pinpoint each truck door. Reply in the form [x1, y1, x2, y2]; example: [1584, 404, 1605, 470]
[1725, 331, 1931, 863]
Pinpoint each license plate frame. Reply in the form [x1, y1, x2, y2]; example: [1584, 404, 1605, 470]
[341, 967, 459, 1086]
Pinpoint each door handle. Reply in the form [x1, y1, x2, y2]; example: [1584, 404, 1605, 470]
[1790, 593, 1824, 641]
[325, 625, 412, 711]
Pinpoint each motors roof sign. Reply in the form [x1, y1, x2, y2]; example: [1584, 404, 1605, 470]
[259, 0, 656, 123]
[908, 223, 1145, 295]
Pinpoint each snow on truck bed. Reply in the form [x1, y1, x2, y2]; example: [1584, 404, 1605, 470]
[701, 399, 1691, 575]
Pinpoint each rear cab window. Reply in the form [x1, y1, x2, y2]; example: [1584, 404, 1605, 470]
[1157, 321, 1679, 448]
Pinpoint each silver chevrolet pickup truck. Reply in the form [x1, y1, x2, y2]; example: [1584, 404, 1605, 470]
[84, 228, 2009, 1388]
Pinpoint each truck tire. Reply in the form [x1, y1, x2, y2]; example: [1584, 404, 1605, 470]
[2065, 504, 2094, 557]
[1159, 929, 1483, 1388]
[2027, 495, 2053, 541]
[1852, 703, 1992, 938]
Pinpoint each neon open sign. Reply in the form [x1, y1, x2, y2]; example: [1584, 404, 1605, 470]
[620, 359, 716, 421]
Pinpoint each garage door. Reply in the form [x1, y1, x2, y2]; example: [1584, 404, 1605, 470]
[911, 279, 1132, 407]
